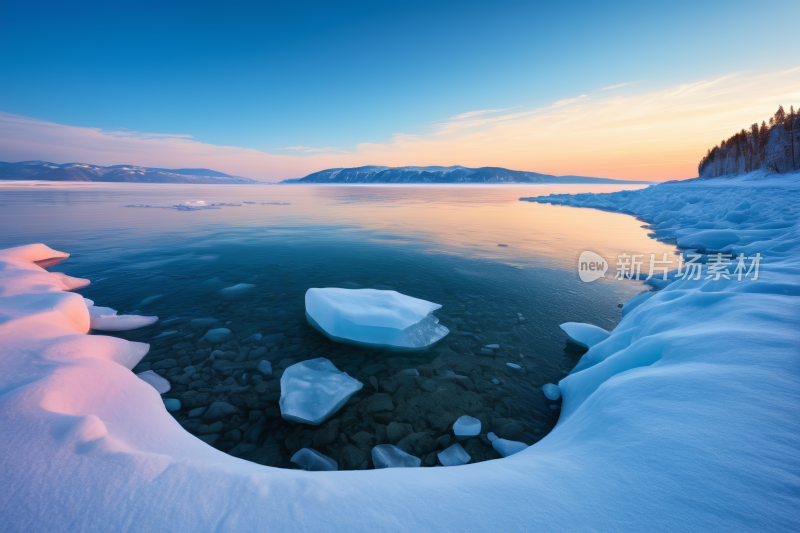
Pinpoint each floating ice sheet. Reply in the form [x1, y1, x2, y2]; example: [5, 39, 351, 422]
[438, 443, 470, 466]
[305, 288, 449, 349]
[559, 322, 610, 349]
[279, 358, 362, 425]
[372, 444, 421, 469]
[291, 448, 338, 471]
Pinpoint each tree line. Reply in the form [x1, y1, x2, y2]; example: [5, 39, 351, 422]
[698, 105, 799, 178]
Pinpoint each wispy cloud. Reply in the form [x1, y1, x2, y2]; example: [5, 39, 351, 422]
[448, 108, 513, 120]
[601, 81, 640, 90]
[1, 67, 798, 182]
[283, 146, 347, 154]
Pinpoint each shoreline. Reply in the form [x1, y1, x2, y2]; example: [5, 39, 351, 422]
[1, 172, 798, 531]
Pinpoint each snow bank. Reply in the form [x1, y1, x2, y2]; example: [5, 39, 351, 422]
[305, 287, 450, 349]
[1, 171, 798, 531]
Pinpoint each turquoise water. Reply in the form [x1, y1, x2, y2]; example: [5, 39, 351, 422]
[0, 182, 675, 469]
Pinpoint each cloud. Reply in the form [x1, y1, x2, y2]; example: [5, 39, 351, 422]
[448, 108, 513, 120]
[601, 81, 640, 90]
[1, 67, 798, 182]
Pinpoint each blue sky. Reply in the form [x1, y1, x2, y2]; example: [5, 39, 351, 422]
[1, 0, 799, 180]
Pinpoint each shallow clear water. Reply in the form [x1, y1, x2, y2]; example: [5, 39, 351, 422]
[0, 182, 676, 469]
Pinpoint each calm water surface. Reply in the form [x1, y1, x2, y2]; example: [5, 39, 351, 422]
[0, 183, 676, 469]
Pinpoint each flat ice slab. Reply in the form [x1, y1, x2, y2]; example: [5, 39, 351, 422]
[85, 299, 158, 331]
[493, 438, 528, 458]
[305, 288, 449, 349]
[438, 443, 471, 466]
[559, 322, 610, 349]
[291, 448, 338, 471]
[452, 415, 481, 437]
[372, 444, 422, 469]
[279, 358, 363, 425]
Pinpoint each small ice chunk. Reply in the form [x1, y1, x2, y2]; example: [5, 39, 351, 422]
[163, 399, 181, 411]
[257, 360, 273, 376]
[542, 383, 561, 400]
[279, 358, 363, 425]
[86, 301, 158, 331]
[438, 443, 471, 466]
[485, 344, 500, 349]
[372, 444, 422, 469]
[507, 363, 521, 369]
[137, 370, 171, 394]
[200, 328, 233, 343]
[487, 432, 498, 442]
[492, 438, 528, 457]
[305, 288, 449, 349]
[492, 379, 500, 385]
[291, 448, 338, 471]
[220, 283, 256, 297]
[453, 415, 481, 437]
[559, 322, 611, 349]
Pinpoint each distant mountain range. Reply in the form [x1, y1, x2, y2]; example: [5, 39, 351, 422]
[281, 165, 653, 184]
[0, 161, 258, 184]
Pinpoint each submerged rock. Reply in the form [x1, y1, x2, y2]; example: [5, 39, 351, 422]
[372, 444, 422, 469]
[163, 398, 181, 411]
[200, 328, 233, 343]
[305, 288, 449, 349]
[279, 358, 363, 425]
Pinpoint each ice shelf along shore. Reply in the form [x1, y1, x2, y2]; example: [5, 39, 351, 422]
[0, 170, 798, 531]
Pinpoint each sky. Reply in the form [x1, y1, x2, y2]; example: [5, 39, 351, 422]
[1, 0, 799, 182]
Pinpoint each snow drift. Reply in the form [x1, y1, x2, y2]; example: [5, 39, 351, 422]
[0, 171, 798, 531]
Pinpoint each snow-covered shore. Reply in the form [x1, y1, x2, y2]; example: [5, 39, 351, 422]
[1, 171, 798, 531]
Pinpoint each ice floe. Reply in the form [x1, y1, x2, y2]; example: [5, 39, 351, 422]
[291, 448, 338, 471]
[558, 322, 610, 349]
[492, 438, 528, 458]
[438, 443, 471, 466]
[279, 358, 363, 425]
[452, 416, 481, 437]
[372, 444, 422, 469]
[85, 300, 158, 331]
[542, 383, 561, 400]
[136, 370, 170, 394]
[305, 288, 449, 349]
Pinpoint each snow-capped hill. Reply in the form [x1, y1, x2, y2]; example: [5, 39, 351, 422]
[0, 161, 259, 184]
[282, 165, 652, 184]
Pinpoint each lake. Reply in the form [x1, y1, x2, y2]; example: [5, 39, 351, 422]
[0, 182, 676, 469]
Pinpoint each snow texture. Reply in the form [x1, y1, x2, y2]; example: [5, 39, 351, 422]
[372, 444, 422, 469]
[559, 322, 610, 349]
[291, 448, 338, 471]
[452, 415, 481, 437]
[279, 358, 363, 425]
[1, 171, 799, 531]
[305, 288, 449, 349]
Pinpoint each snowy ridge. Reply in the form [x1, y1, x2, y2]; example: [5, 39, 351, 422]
[281, 165, 652, 184]
[1, 172, 799, 530]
